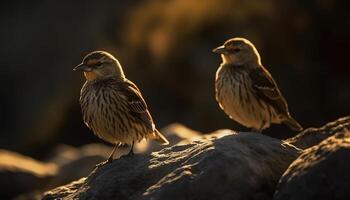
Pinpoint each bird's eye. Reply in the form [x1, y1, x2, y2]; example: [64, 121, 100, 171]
[233, 48, 241, 53]
[95, 62, 103, 67]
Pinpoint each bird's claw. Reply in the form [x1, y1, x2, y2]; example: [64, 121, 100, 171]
[93, 158, 113, 170]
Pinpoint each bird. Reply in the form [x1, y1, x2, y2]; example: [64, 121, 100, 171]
[74, 51, 169, 163]
[212, 37, 303, 133]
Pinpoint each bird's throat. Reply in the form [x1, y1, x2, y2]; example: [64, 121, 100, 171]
[84, 72, 97, 81]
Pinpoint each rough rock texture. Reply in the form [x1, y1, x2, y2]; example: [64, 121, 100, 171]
[43, 131, 300, 200]
[274, 131, 350, 200]
[6, 117, 350, 199]
[285, 116, 350, 149]
[0, 124, 200, 199]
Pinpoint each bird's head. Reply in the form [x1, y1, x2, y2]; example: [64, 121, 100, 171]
[213, 37, 261, 67]
[74, 51, 125, 81]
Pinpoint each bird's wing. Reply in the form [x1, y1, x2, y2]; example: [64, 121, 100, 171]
[118, 79, 155, 131]
[249, 67, 289, 115]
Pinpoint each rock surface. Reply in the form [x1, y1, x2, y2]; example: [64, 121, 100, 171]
[43, 131, 300, 200]
[0, 124, 200, 199]
[274, 131, 350, 200]
[285, 116, 350, 149]
[4, 117, 350, 199]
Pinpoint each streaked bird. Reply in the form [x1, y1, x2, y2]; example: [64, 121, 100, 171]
[213, 37, 302, 132]
[74, 51, 169, 162]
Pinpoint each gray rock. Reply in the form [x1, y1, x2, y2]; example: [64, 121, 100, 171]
[42, 131, 300, 200]
[285, 116, 350, 149]
[274, 131, 350, 200]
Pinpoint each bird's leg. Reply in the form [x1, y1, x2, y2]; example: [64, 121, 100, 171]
[107, 143, 119, 163]
[120, 141, 135, 158]
[126, 141, 135, 157]
[94, 143, 119, 169]
[251, 128, 262, 133]
[251, 121, 265, 133]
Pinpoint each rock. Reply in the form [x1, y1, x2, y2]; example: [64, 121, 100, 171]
[48, 144, 112, 166]
[4, 125, 203, 200]
[47, 144, 119, 187]
[274, 131, 350, 200]
[0, 150, 58, 199]
[132, 123, 201, 154]
[134, 123, 227, 153]
[285, 116, 350, 149]
[160, 123, 202, 144]
[0, 144, 120, 199]
[42, 131, 300, 200]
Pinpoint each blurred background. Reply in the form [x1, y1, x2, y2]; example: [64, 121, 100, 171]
[1, 0, 349, 159]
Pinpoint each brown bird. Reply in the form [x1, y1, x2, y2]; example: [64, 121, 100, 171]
[74, 51, 169, 162]
[213, 38, 302, 132]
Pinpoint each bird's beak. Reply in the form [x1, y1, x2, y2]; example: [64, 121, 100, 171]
[212, 45, 228, 54]
[73, 63, 92, 72]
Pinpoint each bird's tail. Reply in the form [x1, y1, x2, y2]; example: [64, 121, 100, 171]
[149, 129, 169, 145]
[283, 116, 303, 131]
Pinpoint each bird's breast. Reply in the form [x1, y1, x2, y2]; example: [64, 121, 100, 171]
[79, 81, 149, 144]
[215, 68, 268, 129]
[215, 69, 250, 115]
[80, 84, 125, 139]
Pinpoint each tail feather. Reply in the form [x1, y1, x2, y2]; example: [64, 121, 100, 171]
[283, 116, 303, 131]
[149, 129, 169, 145]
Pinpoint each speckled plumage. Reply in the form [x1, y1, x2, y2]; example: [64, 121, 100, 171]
[215, 64, 280, 131]
[75, 51, 168, 159]
[213, 38, 302, 132]
[80, 76, 153, 145]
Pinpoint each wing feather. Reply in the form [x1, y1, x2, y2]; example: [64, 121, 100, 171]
[117, 79, 155, 131]
[249, 67, 290, 116]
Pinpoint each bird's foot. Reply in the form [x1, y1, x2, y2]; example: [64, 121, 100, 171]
[127, 150, 134, 157]
[119, 149, 135, 159]
[120, 151, 134, 159]
[93, 158, 114, 170]
[119, 141, 135, 159]
[251, 128, 262, 133]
